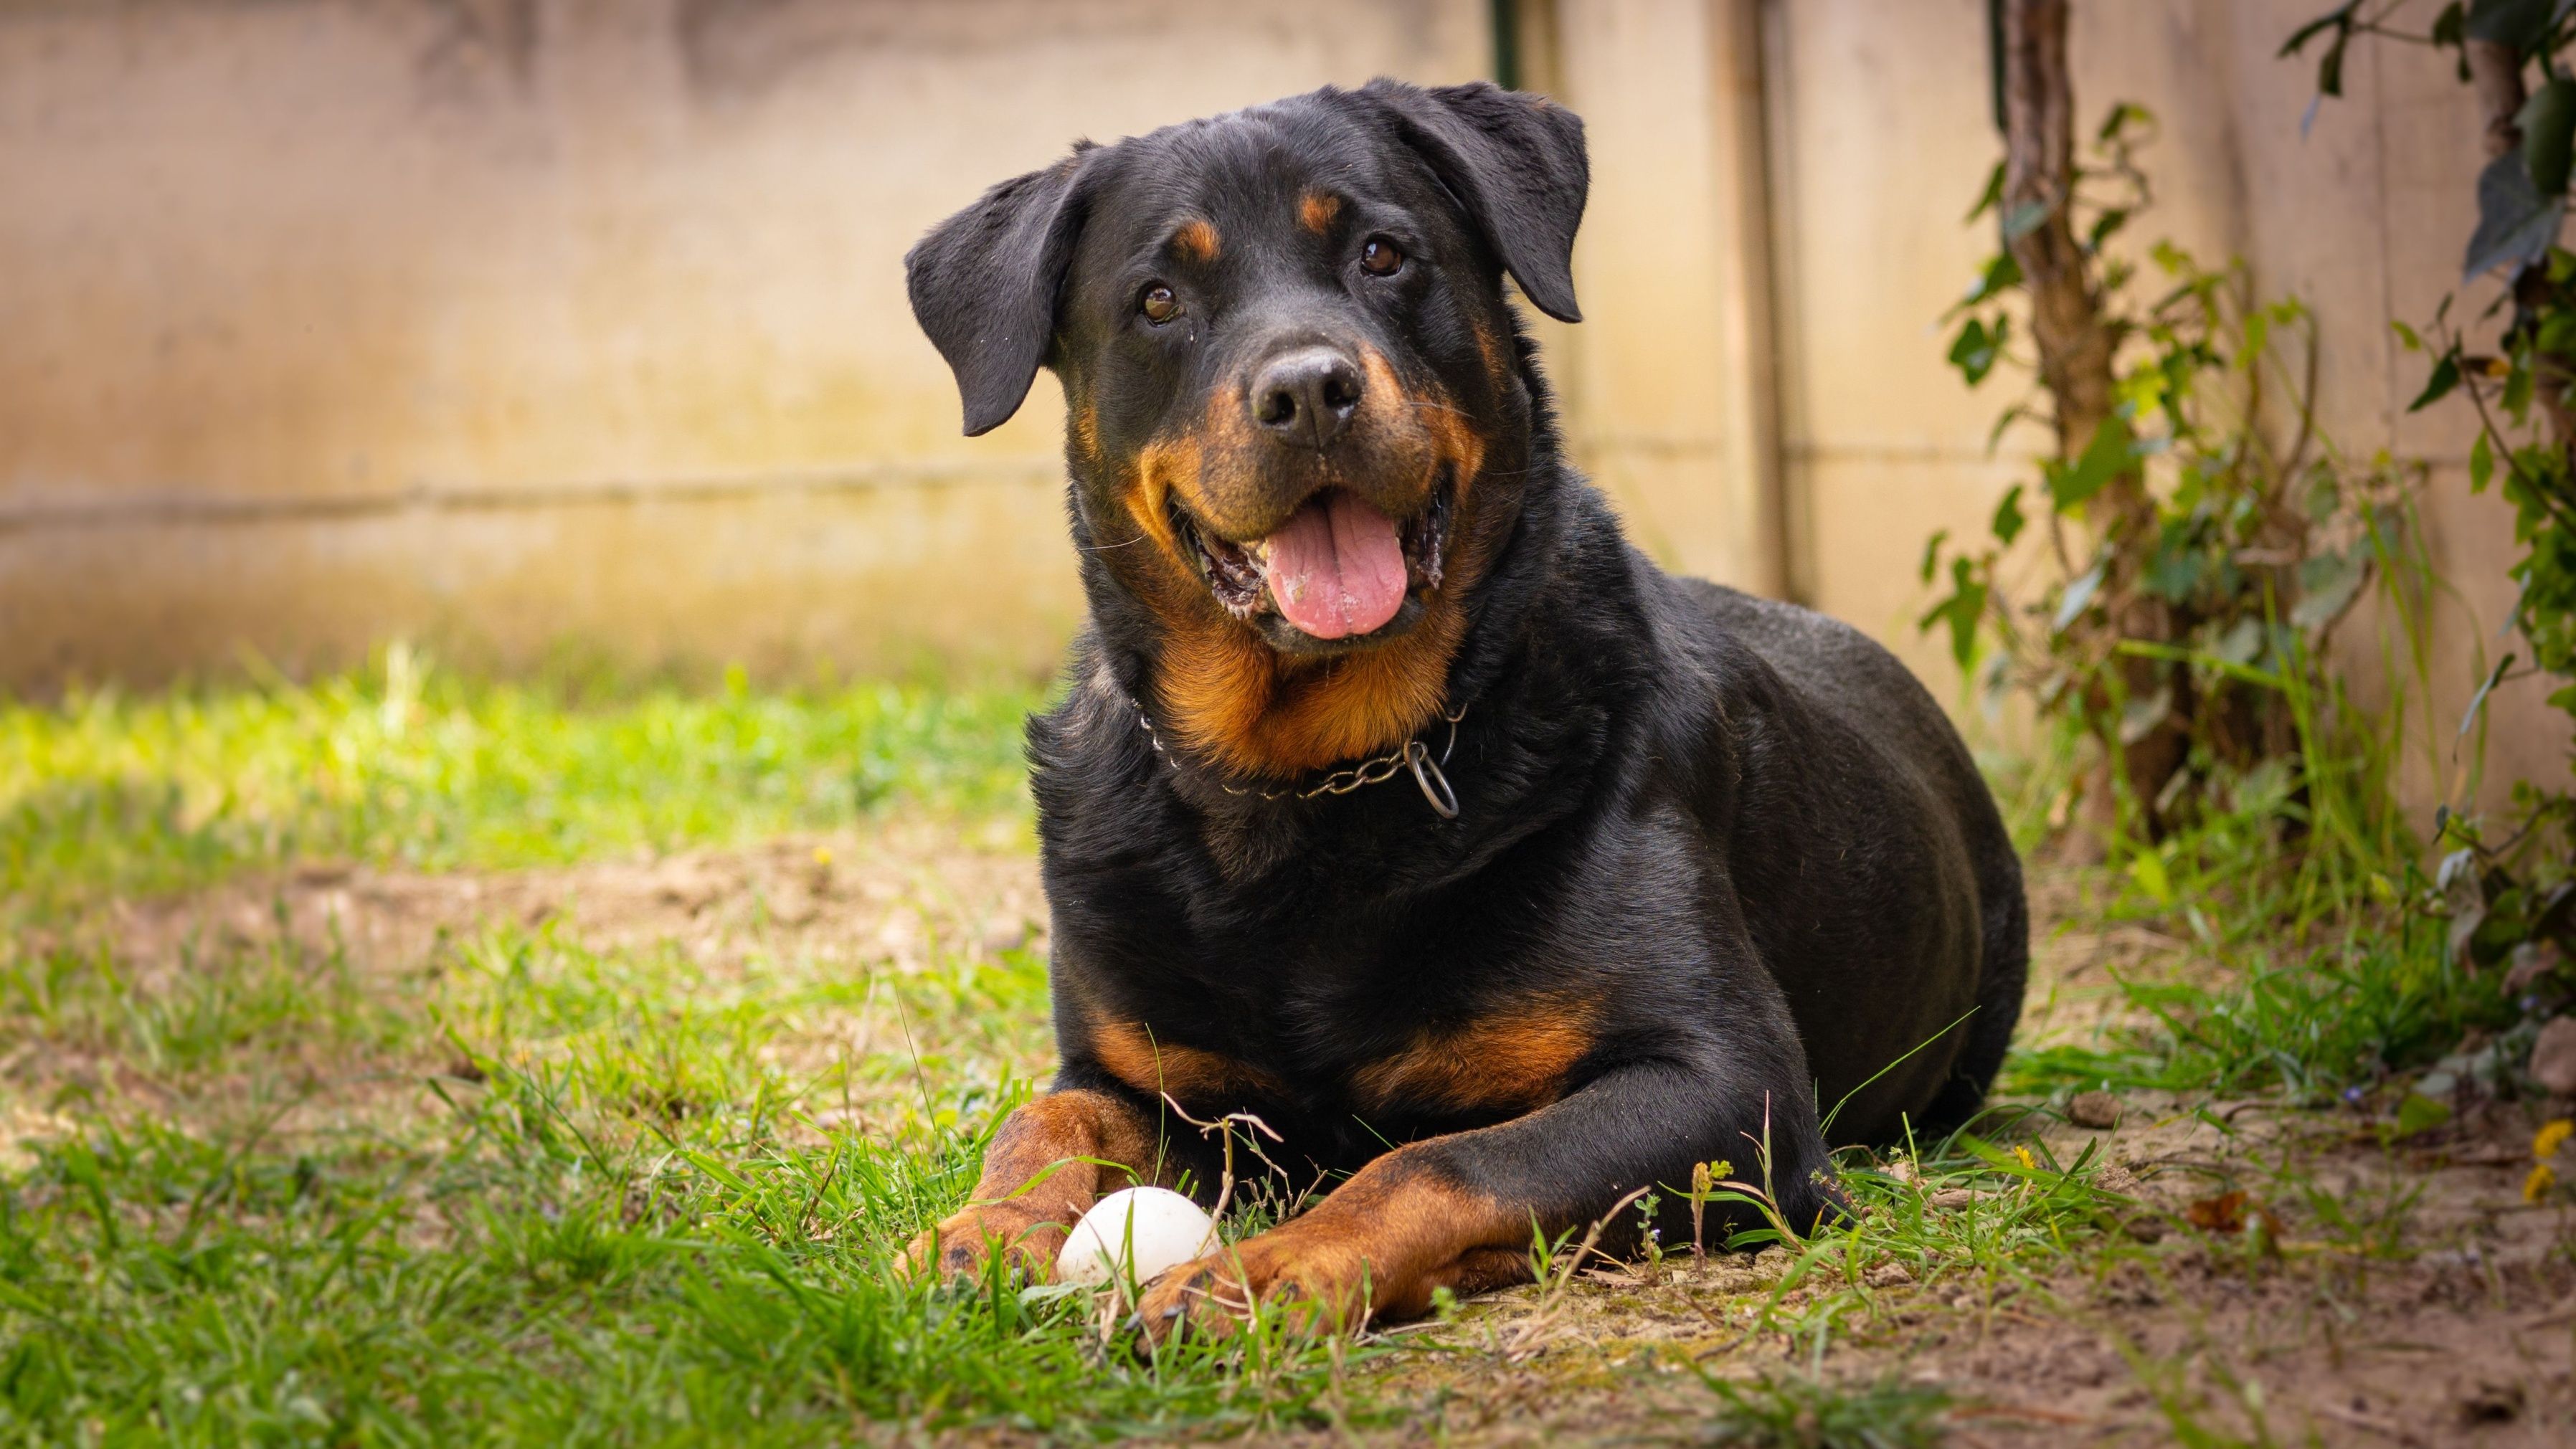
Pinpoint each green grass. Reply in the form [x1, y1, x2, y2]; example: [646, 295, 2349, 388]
[0, 657, 2519, 1443]
[1, 908, 1381, 1443]
[0, 1078, 1375, 1443]
[2009, 919, 2516, 1103]
[1, 648, 1040, 914]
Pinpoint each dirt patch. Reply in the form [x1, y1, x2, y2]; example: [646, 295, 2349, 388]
[1348, 1233, 2573, 1446]
[43, 812, 1047, 980]
[0, 811, 1059, 1151]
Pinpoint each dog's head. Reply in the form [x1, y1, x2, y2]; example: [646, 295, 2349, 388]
[909, 80, 1586, 776]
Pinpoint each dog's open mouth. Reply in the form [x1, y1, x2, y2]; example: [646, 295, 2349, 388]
[1173, 482, 1450, 641]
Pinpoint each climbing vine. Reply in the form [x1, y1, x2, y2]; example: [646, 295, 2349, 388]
[2288, 0, 2575, 969]
[1926, 101, 2418, 844]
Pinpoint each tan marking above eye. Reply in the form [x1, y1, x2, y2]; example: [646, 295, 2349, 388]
[1173, 217, 1221, 263]
[1299, 191, 1342, 234]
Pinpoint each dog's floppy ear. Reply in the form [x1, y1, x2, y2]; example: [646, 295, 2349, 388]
[906, 148, 1094, 437]
[1358, 79, 1588, 323]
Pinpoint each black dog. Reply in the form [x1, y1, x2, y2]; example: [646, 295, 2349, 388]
[901, 79, 2025, 1334]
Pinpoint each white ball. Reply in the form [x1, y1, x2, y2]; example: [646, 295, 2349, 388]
[1054, 1187, 1218, 1288]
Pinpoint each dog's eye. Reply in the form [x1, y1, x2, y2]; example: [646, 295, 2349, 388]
[1360, 239, 1403, 277]
[1140, 285, 1180, 324]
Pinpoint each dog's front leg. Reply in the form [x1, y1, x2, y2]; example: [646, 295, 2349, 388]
[901, 1088, 1163, 1281]
[1134, 1058, 1834, 1337]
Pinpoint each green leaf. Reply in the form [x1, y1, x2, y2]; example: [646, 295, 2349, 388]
[2052, 561, 2107, 633]
[2117, 684, 2174, 745]
[1918, 528, 1950, 585]
[2291, 548, 2364, 629]
[2408, 351, 2462, 412]
[2046, 418, 2134, 508]
[2127, 848, 2174, 906]
[2433, 1, 2468, 47]
[2464, 151, 2568, 280]
[2279, 4, 2358, 57]
[2471, 428, 2495, 493]
[1965, 161, 2005, 224]
[2317, 30, 2350, 98]
[2466, 0, 2559, 48]
[2095, 102, 2151, 142]
[2146, 543, 2205, 603]
[2522, 77, 2576, 196]
[1984, 403, 2035, 453]
[2000, 199, 2050, 243]
[2214, 616, 2265, 665]
[1953, 251, 2024, 313]
[1916, 559, 1989, 670]
[1991, 484, 2027, 547]
[2392, 1092, 2452, 1141]
[2460, 652, 2517, 738]
[1948, 315, 2007, 386]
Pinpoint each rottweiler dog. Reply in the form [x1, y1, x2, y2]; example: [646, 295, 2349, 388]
[900, 78, 2025, 1335]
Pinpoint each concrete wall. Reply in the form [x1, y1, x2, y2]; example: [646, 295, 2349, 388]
[1, 0, 2564, 793]
[1543, 0, 1784, 597]
[0, 0, 1491, 685]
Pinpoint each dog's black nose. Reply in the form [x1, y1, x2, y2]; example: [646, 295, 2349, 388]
[1249, 347, 1363, 450]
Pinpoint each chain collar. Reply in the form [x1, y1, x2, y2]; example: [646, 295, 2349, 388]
[1123, 693, 1466, 818]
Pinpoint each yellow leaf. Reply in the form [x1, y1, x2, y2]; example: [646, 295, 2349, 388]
[2128, 851, 2173, 906]
[2535, 1118, 2573, 1161]
[2526, 1163, 2558, 1205]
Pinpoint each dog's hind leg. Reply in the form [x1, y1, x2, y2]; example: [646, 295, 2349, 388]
[1918, 847, 2028, 1136]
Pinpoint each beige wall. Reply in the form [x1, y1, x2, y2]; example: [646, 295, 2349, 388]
[0, 0, 1491, 685]
[1544, 0, 1784, 596]
[1, 0, 2565, 794]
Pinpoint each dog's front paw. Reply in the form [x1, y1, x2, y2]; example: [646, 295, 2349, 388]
[901, 1202, 1068, 1283]
[1133, 1220, 1379, 1341]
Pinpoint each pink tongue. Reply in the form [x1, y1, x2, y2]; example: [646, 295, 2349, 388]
[1260, 493, 1410, 640]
